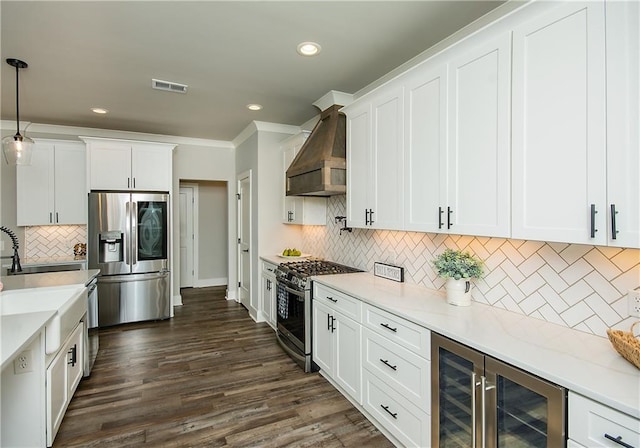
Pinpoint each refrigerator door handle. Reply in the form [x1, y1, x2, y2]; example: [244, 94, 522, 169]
[131, 201, 138, 266]
[124, 201, 131, 266]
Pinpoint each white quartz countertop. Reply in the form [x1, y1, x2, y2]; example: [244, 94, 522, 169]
[313, 272, 640, 419]
[1, 311, 54, 370]
[1, 269, 99, 291]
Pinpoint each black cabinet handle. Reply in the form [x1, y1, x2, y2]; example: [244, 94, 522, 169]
[128, 177, 131, 189]
[379, 358, 397, 371]
[380, 323, 397, 333]
[447, 207, 453, 229]
[49, 212, 53, 223]
[438, 207, 444, 229]
[68, 344, 77, 367]
[604, 434, 635, 448]
[326, 296, 338, 303]
[611, 204, 619, 240]
[590, 204, 598, 238]
[380, 404, 398, 419]
[369, 209, 375, 225]
[242, 249, 249, 253]
[330, 315, 336, 333]
[133, 177, 136, 189]
[327, 313, 332, 331]
[56, 212, 59, 223]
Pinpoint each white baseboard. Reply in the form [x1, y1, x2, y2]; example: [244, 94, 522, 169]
[226, 289, 238, 302]
[173, 294, 183, 307]
[193, 277, 227, 288]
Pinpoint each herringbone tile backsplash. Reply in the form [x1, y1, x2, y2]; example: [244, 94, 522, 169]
[302, 196, 640, 338]
[25, 225, 87, 259]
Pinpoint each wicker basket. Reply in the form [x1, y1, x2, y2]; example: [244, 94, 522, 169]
[606, 322, 640, 370]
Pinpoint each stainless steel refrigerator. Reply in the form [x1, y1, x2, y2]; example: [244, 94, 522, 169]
[88, 192, 170, 327]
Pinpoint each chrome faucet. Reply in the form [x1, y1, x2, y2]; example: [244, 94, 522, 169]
[0, 226, 22, 273]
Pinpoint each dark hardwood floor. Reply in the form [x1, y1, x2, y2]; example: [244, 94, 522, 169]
[54, 286, 393, 447]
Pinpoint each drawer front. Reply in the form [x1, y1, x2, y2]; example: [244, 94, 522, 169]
[363, 370, 430, 448]
[362, 328, 430, 411]
[313, 283, 361, 321]
[262, 261, 277, 276]
[363, 303, 430, 357]
[569, 392, 640, 448]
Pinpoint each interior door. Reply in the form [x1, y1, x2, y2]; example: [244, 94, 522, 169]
[179, 186, 194, 288]
[238, 175, 251, 309]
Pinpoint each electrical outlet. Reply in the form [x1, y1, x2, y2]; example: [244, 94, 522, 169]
[628, 290, 640, 317]
[13, 350, 33, 374]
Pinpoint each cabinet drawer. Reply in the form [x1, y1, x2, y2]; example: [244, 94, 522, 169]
[262, 261, 277, 276]
[569, 392, 640, 448]
[362, 328, 430, 411]
[313, 283, 361, 321]
[363, 303, 430, 357]
[363, 370, 430, 448]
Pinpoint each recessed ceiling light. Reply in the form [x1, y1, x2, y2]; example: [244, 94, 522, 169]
[297, 41, 321, 57]
[91, 108, 109, 114]
[247, 104, 262, 111]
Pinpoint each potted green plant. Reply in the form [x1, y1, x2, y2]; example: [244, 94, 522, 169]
[432, 248, 484, 306]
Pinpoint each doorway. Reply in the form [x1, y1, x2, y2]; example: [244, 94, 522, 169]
[179, 185, 195, 288]
[237, 171, 251, 310]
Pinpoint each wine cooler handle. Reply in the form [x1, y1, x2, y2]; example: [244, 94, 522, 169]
[472, 372, 478, 446]
[481, 375, 487, 448]
[604, 433, 635, 448]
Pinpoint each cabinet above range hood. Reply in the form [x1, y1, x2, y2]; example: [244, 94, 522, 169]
[286, 104, 346, 197]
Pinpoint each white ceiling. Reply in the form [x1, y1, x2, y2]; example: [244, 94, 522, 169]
[1, 1, 505, 142]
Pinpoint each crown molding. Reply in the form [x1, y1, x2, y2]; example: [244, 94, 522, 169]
[232, 120, 300, 148]
[0, 120, 234, 149]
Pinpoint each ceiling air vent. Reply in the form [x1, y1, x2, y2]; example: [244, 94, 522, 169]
[152, 79, 188, 94]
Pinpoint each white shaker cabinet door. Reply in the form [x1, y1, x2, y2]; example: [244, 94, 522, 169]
[346, 101, 372, 229]
[89, 141, 132, 190]
[404, 63, 448, 233]
[312, 300, 334, 374]
[370, 85, 404, 230]
[53, 143, 86, 225]
[131, 143, 171, 191]
[605, 1, 639, 248]
[447, 32, 511, 238]
[334, 311, 362, 403]
[17, 143, 54, 225]
[512, 2, 606, 245]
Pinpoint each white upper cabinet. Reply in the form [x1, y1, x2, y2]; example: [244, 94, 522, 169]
[17, 140, 86, 226]
[85, 137, 174, 191]
[605, 1, 639, 248]
[512, 2, 607, 245]
[404, 63, 448, 233]
[345, 85, 404, 230]
[446, 33, 511, 238]
[281, 132, 327, 225]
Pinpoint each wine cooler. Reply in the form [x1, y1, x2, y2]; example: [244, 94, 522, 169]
[431, 334, 566, 447]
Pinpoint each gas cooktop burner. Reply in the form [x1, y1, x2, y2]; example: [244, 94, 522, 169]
[281, 259, 361, 277]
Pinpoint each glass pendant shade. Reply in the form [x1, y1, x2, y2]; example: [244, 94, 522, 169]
[4, 58, 32, 165]
[2, 133, 33, 165]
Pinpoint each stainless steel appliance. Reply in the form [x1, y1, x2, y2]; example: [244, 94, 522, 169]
[83, 277, 98, 376]
[275, 259, 361, 372]
[88, 192, 170, 327]
[431, 333, 566, 447]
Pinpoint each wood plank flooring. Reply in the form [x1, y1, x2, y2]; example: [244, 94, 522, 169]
[54, 286, 393, 447]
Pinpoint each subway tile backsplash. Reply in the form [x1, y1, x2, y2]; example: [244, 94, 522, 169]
[24, 225, 87, 260]
[302, 196, 640, 338]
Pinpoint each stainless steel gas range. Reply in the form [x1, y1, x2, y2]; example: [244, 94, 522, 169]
[275, 259, 361, 372]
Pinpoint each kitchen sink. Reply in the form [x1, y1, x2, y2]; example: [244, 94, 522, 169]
[0, 285, 87, 354]
[5, 263, 83, 276]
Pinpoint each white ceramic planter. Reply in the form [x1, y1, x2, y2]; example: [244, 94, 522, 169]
[445, 278, 472, 306]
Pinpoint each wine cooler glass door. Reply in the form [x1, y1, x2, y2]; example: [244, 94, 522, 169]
[485, 357, 566, 447]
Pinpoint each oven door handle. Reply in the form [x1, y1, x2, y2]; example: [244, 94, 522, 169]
[277, 282, 305, 299]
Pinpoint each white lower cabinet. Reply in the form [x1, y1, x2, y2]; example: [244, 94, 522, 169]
[312, 299, 362, 402]
[260, 260, 277, 328]
[46, 322, 84, 446]
[568, 392, 640, 448]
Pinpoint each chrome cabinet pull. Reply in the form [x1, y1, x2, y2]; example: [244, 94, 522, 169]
[380, 404, 398, 419]
[604, 434, 635, 448]
[379, 358, 397, 371]
[447, 206, 453, 229]
[438, 206, 444, 229]
[380, 322, 397, 333]
[611, 204, 619, 240]
[590, 204, 598, 238]
[326, 296, 338, 303]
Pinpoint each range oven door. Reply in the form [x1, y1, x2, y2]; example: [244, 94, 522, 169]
[276, 278, 310, 358]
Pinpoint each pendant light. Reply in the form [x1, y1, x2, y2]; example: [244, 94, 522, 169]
[2, 58, 33, 165]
